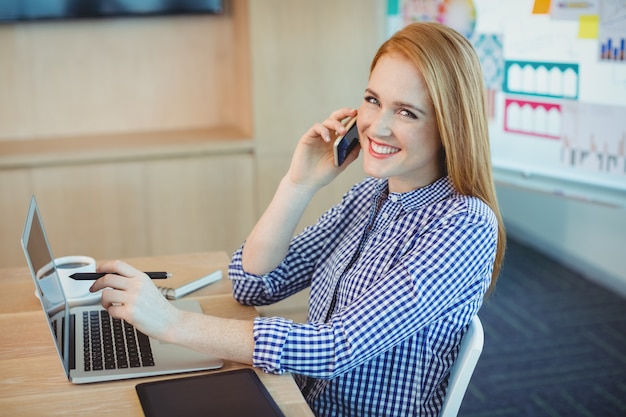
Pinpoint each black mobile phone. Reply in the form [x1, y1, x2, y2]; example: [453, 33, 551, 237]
[333, 117, 359, 166]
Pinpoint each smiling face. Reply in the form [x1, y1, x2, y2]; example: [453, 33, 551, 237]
[357, 53, 444, 193]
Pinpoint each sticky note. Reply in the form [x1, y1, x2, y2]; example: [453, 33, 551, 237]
[578, 14, 599, 39]
[532, 0, 551, 14]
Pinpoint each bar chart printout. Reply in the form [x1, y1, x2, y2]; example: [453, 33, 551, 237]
[600, 37, 625, 61]
[598, 0, 626, 63]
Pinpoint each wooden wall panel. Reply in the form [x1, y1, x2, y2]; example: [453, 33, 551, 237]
[248, 0, 385, 156]
[0, 3, 251, 141]
[0, 1, 253, 269]
[0, 169, 33, 267]
[1, 153, 255, 269]
[248, 0, 384, 228]
[143, 153, 256, 257]
[28, 162, 148, 262]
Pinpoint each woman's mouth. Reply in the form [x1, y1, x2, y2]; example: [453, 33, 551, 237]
[370, 139, 400, 156]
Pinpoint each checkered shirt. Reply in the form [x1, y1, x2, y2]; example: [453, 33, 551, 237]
[229, 176, 497, 417]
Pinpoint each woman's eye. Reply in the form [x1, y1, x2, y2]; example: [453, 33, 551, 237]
[399, 109, 418, 119]
[364, 96, 379, 106]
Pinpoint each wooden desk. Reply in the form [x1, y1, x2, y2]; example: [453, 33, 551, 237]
[0, 252, 314, 417]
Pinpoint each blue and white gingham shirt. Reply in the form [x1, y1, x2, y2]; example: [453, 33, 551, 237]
[229, 176, 497, 417]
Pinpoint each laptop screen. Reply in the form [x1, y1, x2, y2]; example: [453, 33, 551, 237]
[21, 196, 70, 376]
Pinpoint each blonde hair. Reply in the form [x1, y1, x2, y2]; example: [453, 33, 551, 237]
[371, 22, 506, 295]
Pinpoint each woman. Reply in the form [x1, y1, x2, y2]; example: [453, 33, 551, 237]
[92, 22, 506, 417]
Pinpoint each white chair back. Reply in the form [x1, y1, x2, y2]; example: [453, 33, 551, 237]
[439, 315, 484, 417]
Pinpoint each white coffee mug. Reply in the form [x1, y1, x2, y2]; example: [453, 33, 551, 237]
[37, 255, 97, 300]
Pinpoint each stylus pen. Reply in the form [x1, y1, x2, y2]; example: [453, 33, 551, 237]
[69, 272, 171, 280]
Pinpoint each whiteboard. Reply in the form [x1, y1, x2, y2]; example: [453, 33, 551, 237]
[473, 0, 626, 207]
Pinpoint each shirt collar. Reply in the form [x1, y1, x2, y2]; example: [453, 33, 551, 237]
[374, 176, 456, 211]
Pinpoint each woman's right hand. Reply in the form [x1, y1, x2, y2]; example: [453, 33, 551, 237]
[285, 107, 359, 192]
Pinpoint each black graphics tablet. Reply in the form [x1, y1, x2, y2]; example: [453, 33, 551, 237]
[136, 368, 286, 417]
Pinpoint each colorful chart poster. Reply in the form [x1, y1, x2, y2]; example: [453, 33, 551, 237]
[471, 33, 504, 119]
[504, 98, 562, 139]
[475, 0, 626, 196]
[472, 33, 505, 90]
[561, 100, 626, 175]
[503, 60, 579, 99]
[598, 0, 626, 62]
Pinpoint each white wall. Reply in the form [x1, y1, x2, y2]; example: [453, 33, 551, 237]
[497, 184, 626, 298]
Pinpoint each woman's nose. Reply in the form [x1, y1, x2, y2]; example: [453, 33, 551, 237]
[368, 112, 393, 138]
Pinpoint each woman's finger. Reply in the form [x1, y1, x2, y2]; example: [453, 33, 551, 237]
[100, 288, 126, 310]
[324, 109, 358, 140]
[305, 122, 332, 143]
[89, 273, 133, 293]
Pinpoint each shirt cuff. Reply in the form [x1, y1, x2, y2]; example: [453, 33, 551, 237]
[252, 316, 294, 374]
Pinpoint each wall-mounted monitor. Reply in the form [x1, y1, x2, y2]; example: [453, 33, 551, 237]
[0, 0, 223, 23]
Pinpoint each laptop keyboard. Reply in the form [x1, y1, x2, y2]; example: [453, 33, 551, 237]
[82, 310, 154, 372]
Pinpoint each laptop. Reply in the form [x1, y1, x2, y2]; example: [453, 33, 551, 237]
[21, 196, 223, 384]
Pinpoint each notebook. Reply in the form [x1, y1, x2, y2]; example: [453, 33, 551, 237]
[136, 368, 286, 417]
[20, 196, 223, 384]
